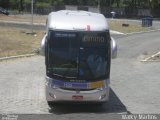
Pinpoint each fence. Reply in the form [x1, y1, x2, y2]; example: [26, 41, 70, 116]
[12, 5, 160, 18]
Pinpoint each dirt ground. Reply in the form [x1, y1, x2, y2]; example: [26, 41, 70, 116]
[0, 25, 45, 57]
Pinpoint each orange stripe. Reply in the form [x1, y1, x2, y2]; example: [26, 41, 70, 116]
[89, 80, 105, 89]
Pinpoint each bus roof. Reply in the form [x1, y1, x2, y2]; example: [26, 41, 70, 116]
[47, 10, 109, 31]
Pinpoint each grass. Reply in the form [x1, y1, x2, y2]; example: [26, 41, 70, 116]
[0, 26, 45, 57]
[0, 14, 47, 24]
[108, 20, 155, 33]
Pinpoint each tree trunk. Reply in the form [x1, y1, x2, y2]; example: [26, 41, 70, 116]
[20, 0, 24, 11]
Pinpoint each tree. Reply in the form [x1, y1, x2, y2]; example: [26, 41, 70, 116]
[0, 0, 10, 9]
[52, 0, 64, 5]
[20, 0, 24, 11]
[115, 0, 120, 7]
[150, 0, 160, 9]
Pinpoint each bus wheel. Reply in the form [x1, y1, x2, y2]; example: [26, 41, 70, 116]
[47, 101, 60, 107]
[47, 101, 54, 107]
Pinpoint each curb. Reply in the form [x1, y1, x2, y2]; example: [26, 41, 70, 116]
[0, 20, 45, 30]
[141, 52, 160, 62]
[0, 54, 36, 61]
[125, 29, 160, 35]
[110, 29, 160, 36]
[0, 20, 45, 26]
[110, 30, 125, 35]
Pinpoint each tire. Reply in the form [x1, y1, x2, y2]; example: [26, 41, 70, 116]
[47, 101, 61, 107]
[47, 101, 54, 107]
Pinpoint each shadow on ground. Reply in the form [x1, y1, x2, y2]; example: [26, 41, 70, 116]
[48, 88, 129, 114]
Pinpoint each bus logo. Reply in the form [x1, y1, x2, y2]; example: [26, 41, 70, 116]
[64, 83, 72, 88]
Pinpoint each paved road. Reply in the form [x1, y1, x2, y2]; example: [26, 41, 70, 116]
[0, 31, 160, 119]
[111, 31, 160, 114]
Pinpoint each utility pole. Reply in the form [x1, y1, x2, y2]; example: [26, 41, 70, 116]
[31, 0, 33, 33]
[98, 0, 100, 13]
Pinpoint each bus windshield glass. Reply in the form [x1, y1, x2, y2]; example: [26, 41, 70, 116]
[47, 31, 78, 78]
[47, 30, 110, 80]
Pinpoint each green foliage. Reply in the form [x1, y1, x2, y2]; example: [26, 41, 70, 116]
[150, 0, 160, 9]
[3, 0, 160, 11]
[123, 0, 150, 8]
[35, 2, 50, 8]
[0, 0, 10, 8]
[24, 0, 31, 4]
[52, 0, 64, 5]
[112, 0, 126, 7]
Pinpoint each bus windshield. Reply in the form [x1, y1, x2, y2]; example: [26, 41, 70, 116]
[47, 30, 110, 80]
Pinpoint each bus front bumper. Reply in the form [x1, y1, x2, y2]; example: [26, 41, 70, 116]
[45, 82, 110, 103]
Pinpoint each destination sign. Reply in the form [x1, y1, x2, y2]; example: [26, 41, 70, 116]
[55, 33, 76, 37]
[83, 36, 105, 43]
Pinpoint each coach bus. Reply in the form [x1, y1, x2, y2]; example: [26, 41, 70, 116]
[40, 10, 117, 105]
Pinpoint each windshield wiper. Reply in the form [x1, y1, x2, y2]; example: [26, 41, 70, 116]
[53, 73, 77, 79]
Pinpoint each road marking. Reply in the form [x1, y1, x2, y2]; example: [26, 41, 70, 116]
[125, 29, 160, 35]
[141, 51, 160, 62]
[0, 54, 36, 61]
[110, 30, 124, 35]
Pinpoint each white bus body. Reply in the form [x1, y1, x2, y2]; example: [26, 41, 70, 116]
[40, 10, 117, 104]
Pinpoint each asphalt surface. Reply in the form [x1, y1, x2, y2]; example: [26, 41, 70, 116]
[111, 31, 160, 114]
[0, 31, 160, 120]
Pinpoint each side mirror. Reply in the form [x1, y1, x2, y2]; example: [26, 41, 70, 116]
[40, 34, 47, 56]
[111, 37, 117, 59]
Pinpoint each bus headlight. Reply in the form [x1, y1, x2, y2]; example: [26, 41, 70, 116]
[99, 93, 107, 100]
[97, 87, 104, 91]
[49, 93, 56, 99]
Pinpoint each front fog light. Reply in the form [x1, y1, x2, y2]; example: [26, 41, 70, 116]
[99, 93, 107, 100]
[49, 93, 56, 99]
[97, 87, 104, 91]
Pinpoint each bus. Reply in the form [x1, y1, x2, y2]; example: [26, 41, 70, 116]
[40, 10, 117, 105]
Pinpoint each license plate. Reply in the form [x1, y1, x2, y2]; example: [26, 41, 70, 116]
[72, 96, 83, 100]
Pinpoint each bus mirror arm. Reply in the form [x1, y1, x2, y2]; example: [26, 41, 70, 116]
[111, 37, 117, 59]
[40, 34, 47, 56]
